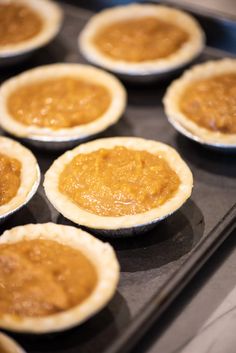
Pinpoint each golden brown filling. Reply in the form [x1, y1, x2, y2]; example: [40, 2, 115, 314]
[0, 153, 21, 207]
[0, 3, 42, 46]
[180, 73, 236, 134]
[0, 239, 97, 317]
[93, 17, 189, 62]
[59, 146, 180, 217]
[8, 77, 111, 129]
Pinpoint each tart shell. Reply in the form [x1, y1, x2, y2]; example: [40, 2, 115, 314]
[0, 64, 127, 148]
[79, 4, 205, 79]
[164, 59, 236, 147]
[0, 0, 62, 60]
[0, 332, 26, 353]
[0, 222, 120, 333]
[44, 137, 193, 236]
[0, 136, 40, 221]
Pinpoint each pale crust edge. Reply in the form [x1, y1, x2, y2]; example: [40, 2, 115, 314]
[44, 137, 193, 230]
[0, 136, 40, 216]
[79, 4, 205, 74]
[0, 63, 127, 139]
[163, 58, 236, 145]
[0, 332, 25, 353]
[0, 0, 62, 56]
[0, 222, 120, 333]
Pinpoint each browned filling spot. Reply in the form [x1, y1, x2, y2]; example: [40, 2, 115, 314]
[0, 239, 97, 317]
[7, 77, 111, 129]
[59, 146, 180, 217]
[180, 73, 236, 134]
[0, 3, 43, 46]
[93, 17, 189, 62]
[0, 153, 21, 206]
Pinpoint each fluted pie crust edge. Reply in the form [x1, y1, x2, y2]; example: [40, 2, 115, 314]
[164, 59, 236, 146]
[0, 0, 62, 57]
[0, 136, 40, 217]
[79, 4, 205, 75]
[44, 137, 193, 231]
[0, 63, 127, 141]
[0, 222, 120, 333]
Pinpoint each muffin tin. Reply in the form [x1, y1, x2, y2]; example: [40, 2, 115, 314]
[0, 2, 236, 353]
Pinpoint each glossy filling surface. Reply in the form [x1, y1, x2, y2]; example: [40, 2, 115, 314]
[0, 3, 42, 46]
[180, 73, 236, 134]
[93, 17, 188, 62]
[7, 77, 111, 129]
[0, 239, 97, 317]
[0, 153, 21, 207]
[59, 146, 180, 217]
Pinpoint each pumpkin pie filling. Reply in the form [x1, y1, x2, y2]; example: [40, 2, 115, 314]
[7, 77, 111, 129]
[179, 73, 236, 134]
[0, 239, 97, 317]
[59, 146, 180, 217]
[0, 153, 21, 207]
[93, 17, 189, 62]
[0, 3, 43, 46]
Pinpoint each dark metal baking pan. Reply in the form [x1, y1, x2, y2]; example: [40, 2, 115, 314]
[0, 2, 236, 353]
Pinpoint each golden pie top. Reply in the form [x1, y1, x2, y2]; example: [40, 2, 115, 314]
[59, 146, 180, 217]
[0, 3, 43, 46]
[93, 16, 189, 62]
[0, 153, 21, 207]
[179, 73, 236, 134]
[7, 77, 111, 129]
[0, 238, 97, 317]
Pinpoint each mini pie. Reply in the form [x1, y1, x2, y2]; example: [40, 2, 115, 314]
[0, 136, 40, 219]
[0, 64, 127, 144]
[164, 59, 236, 146]
[44, 137, 193, 235]
[0, 222, 119, 333]
[79, 4, 204, 76]
[0, 0, 62, 58]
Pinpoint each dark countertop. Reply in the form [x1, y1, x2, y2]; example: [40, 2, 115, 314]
[169, 0, 236, 16]
[131, 230, 236, 353]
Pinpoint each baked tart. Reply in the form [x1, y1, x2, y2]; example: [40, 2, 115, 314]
[0, 0, 62, 65]
[164, 59, 236, 148]
[79, 4, 204, 82]
[0, 64, 126, 149]
[44, 137, 193, 236]
[0, 136, 40, 223]
[0, 222, 119, 333]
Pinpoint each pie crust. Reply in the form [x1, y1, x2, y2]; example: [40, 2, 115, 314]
[164, 59, 236, 146]
[0, 136, 40, 219]
[0, 0, 62, 58]
[0, 223, 119, 333]
[44, 137, 193, 235]
[0, 64, 127, 144]
[79, 4, 205, 76]
[0, 332, 25, 353]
